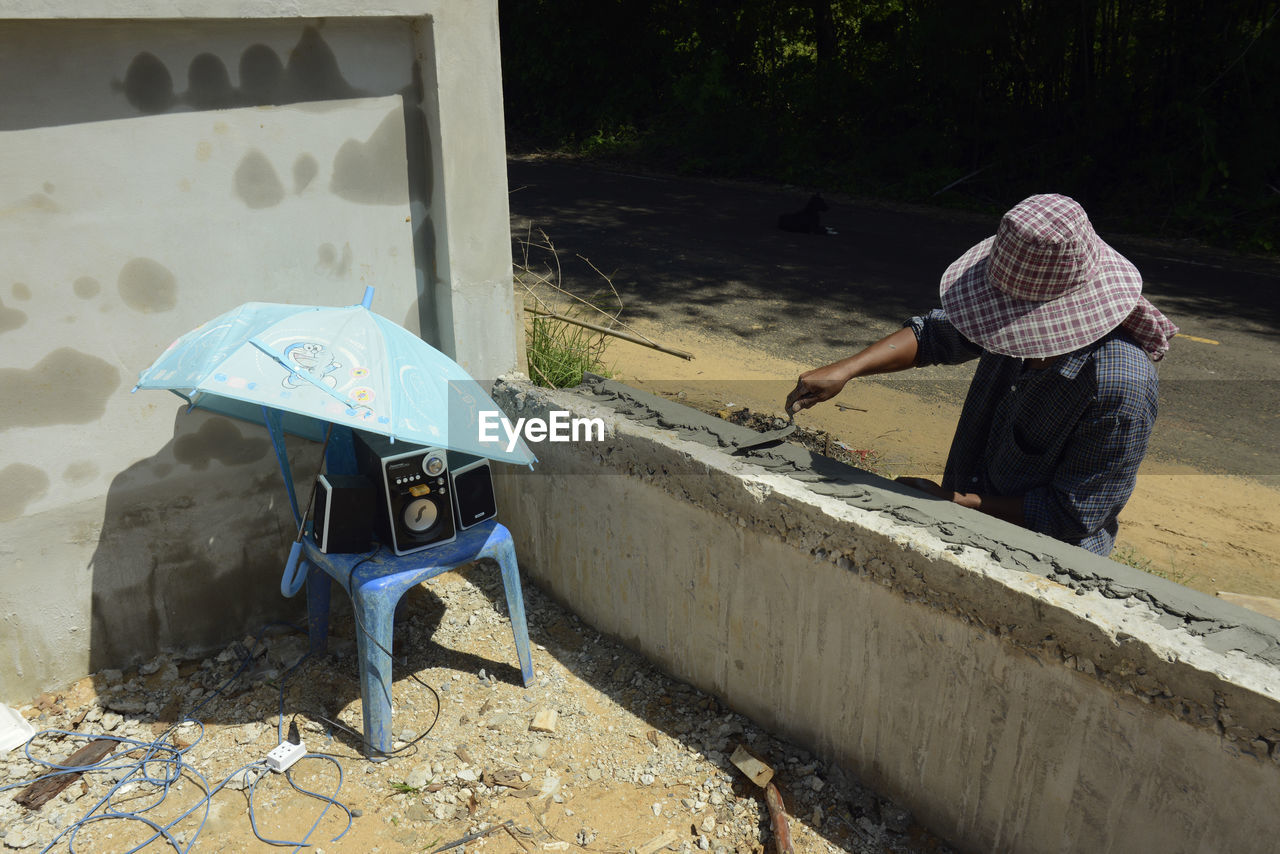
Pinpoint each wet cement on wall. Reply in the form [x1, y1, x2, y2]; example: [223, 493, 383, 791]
[570, 374, 1280, 665]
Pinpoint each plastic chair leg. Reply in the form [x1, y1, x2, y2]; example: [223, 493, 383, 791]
[491, 535, 536, 687]
[351, 583, 399, 757]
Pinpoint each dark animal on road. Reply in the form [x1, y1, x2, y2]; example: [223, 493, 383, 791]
[777, 194, 832, 234]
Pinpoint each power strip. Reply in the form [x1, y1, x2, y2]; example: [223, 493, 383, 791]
[265, 740, 306, 773]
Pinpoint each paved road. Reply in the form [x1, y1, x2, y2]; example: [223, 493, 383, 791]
[508, 157, 1280, 481]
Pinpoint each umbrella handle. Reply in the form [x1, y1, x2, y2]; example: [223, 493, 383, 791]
[281, 541, 307, 598]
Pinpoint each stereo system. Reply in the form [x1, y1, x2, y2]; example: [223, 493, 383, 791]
[354, 431, 455, 555]
[342, 431, 498, 556]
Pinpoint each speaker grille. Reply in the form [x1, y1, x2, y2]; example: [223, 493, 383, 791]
[452, 465, 496, 525]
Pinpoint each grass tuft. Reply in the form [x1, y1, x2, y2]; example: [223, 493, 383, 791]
[1110, 544, 1153, 573]
[514, 227, 622, 389]
[525, 313, 610, 389]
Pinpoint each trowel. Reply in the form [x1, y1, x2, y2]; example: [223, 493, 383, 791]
[728, 412, 796, 455]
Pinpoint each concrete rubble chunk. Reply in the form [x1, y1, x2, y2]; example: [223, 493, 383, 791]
[729, 744, 774, 788]
[529, 709, 558, 733]
[636, 829, 679, 854]
[104, 696, 146, 715]
[3, 824, 37, 849]
[538, 775, 561, 799]
[405, 765, 432, 790]
[138, 655, 168, 676]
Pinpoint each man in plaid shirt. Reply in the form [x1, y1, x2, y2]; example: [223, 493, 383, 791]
[785, 195, 1178, 556]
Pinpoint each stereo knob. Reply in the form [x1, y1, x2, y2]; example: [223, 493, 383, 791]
[424, 453, 446, 477]
[403, 497, 439, 532]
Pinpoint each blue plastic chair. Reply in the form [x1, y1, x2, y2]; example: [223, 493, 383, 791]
[268, 420, 535, 757]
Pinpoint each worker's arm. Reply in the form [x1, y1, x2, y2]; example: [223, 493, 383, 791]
[786, 309, 981, 416]
[785, 327, 919, 415]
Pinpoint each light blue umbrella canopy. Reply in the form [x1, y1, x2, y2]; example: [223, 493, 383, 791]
[133, 290, 536, 467]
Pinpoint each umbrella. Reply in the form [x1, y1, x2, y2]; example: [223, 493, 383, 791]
[133, 287, 536, 468]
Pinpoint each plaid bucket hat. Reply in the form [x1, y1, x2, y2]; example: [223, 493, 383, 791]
[940, 194, 1158, 359]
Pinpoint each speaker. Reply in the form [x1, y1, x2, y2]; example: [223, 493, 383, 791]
[447, 451, 497, 530]
[353, 432, 457, 555]
[312, 474, 375, 554]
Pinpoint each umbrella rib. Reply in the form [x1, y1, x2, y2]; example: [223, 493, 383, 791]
[249, 337, 357, 410]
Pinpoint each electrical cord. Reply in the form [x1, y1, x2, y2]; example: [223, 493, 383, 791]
[6, 534, 455, 850]
[244, 752, 349, 849]
[5, 626, 276, 853]
[1, 622, 351, 854]
[248, 639, 352, 853]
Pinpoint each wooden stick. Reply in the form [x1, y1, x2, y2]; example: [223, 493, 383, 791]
[525, 307, 693, 360]
[428, 819, 514, 854]
[764, 782, 794, 854]
[16, 738, 116, 810]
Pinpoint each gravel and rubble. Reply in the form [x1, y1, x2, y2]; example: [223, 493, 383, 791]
[1, 568, 955, 853]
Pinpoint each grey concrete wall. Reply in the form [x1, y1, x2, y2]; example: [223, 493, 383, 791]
[0, 2, 517, 702]
[491, 376, 1280, 854]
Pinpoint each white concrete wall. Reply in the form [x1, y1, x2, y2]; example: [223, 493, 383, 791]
[491, 377, 1280, 854]
[0, 2, 518, 702]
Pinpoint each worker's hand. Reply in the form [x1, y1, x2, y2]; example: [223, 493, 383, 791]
[785, 364, 853, 416]
[895, 476, 951, 500]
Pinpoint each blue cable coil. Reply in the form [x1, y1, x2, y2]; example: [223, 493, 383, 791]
[0, 624, 353, 853]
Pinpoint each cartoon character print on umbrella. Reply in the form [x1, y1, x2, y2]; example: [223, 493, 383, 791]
[273, 338, 382, 426]
[282, 341, 342, 390]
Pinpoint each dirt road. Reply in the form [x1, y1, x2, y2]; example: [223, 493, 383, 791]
[508, 155, 1280, 484]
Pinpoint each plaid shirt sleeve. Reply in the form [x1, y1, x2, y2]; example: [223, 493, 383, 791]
[1020, 347, 1156, 552]
[906, 308, 982, 366]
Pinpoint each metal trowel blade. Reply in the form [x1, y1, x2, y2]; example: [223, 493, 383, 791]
[730, 423, 797, 454]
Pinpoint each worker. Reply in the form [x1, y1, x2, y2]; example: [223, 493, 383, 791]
[785, 194, 1178, 555]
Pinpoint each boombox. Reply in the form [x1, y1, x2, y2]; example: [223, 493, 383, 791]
[351, 431, 498, 556]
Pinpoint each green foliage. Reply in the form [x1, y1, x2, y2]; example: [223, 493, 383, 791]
[500, 0, 1280, 252]
[1112, 543, 1188, 585]
[525, 314, 612, 390]
[1110, 544, 1153, 573]
[514, 229, 620, 389]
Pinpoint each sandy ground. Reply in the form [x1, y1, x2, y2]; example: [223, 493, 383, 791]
[3, 567, 952, 854]
[602, 318, 1280, 605]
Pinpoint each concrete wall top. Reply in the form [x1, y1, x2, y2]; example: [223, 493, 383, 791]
[506, 376, 1280, 744]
